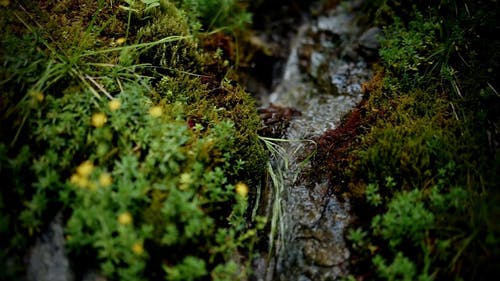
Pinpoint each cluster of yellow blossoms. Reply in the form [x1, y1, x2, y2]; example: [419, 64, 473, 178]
[91, 99, 122, 128]
[69, 161, 113, 190]
[91, 99, 162, 128]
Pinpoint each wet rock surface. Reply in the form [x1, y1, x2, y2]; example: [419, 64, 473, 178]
[27, 213, 74, 281]
[253, 1, 378, 280]
[25, 213, 106, 281]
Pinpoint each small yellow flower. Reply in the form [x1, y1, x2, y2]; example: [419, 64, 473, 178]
[70, 173, 89, 188]
[108, 99, 121, 111]
[118, 212, 133, 225]
[76, 161, 94, 177]
[28, 89, 44, 102]
[35, 92, 44, 102]
[132, 242, 144, 255]
[91, 112, 107, 128]
[149, 105, 163, 117]
[116, 37, 127, 45]
[99, 172, 113, 187]
[70, 173, 80, 184]
[235, 182, 249, 197]
[0, 0, 9, 7]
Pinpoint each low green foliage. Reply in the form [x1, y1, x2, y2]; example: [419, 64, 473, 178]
[379, 14, 441, 89]
[176, 0, 252, 32]
[0, 1, 264, 280]
[347, 0, 500, 280]
[372, 189, 435, 248]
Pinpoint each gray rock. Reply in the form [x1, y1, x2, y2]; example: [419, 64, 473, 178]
[82, 270, 107, 281]
[358, 27, 383, 59]
[317, 14, 356, 36]
[27, 213, 74, 281]
[253, 1, 373, 280]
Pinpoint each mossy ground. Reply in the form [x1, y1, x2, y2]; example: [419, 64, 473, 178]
[1, 1, 265, 280]
[2, 0, 499, 280]
[312, 1, 500, 280]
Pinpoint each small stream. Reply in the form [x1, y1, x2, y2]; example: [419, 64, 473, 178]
[252, 1, 379, 280]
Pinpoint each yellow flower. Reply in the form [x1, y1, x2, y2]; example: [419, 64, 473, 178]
[118, 212, 133, 225]
[70, 161, 96, 188]
[70, 173, 80, 184]
[116, 37, 127, 45]
[99, 173, 113, 187]
[235, 182, 249, 197]
[132, 242, 144, 255]
[70, 173, 89, 188]
[91, 112, 107, 127]
[108, 99, 121, 111]
[35, 92, 44, 102]
[149, 105, 163, 117]
[28, 89, 44, 102]
[0, 0, 9, 7]
[76, 161, 94, 177]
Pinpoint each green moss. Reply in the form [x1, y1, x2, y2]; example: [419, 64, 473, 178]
[156, 73, 266, 184]
[1, 1, 264, 280]
[136, 0, 202, 72]
[345, 1, 500, 280]
[358, 119, 452, 188]
[174, 0, 252, 32]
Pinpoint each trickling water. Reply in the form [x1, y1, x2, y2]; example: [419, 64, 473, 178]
[253, 1, 378, 280]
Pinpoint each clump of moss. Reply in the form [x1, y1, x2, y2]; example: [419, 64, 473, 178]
[136, 0, 202, 72]
[156, 73, 266, 184]
[330, 1, 500, 280]
[31, 1, 127, 52]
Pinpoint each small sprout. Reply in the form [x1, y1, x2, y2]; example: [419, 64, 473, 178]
[366, 183, 382, 206]
[99, 172, 113, 187]
[235, 182, 249, 197]
[76, 161, 94, 177]
[91, 112, 107, 127]
[132, 242, 144, 255]
[116, 37, 127, 45]
[108, 99, 121, 111]
[149, 105, 163, 117]
[118, 211, 133, 225]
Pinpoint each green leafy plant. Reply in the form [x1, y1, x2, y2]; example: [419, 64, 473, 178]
[1, 1, 264, 280]
[345, 1, 500, 280]
[177, 0, 252, 32]
[372, 189, 435, 248]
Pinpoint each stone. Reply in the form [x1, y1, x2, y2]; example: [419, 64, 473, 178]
[27, 213, 74, 281]
[358, 27, 383, 59]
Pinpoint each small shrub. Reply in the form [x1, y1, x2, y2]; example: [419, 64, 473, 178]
[372, 189, 434, 248]
[0, 1, 263, 280]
